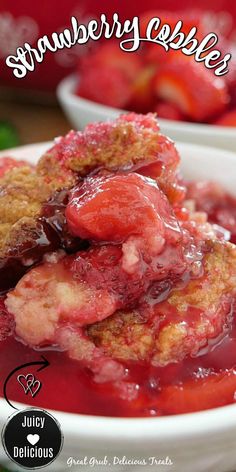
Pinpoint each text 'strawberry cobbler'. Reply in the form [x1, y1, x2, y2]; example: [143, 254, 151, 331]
[76, 10, 236, 127]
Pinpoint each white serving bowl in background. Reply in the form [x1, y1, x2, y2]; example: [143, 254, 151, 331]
[57, 74, 236, 152]
[0, 141, 236, 472]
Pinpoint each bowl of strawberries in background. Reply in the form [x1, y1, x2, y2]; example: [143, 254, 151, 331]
[57, 9, 236, 150]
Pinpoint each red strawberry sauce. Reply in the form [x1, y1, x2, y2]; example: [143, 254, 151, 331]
[1, 314, 236, 417]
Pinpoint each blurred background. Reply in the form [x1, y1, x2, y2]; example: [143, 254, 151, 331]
[0, 0, 235, 150]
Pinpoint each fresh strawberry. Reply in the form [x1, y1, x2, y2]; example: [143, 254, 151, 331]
[153, 57, 229, 121]
[214, 109, 236, 127]
[76, 64, 132, 108]
[128, 66, 156, 113]
[154, 101, 185, 121]
[80, 43, 143, 81]
[226, 52, 236, 107]
[145, 47, 176, 68]
[76, 42, 143, 108]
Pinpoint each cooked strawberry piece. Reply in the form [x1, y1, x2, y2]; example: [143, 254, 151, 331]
[0, 157, 31, 178]
[66, 245, 147, 306]
[137, 134, 186, 205]
[71, 236, 189, 305]
[66, 172, 188, 280]
[0, 297, 14, 341]
[214, 109, 236, 127]
[153, 57, 229, 121]
[66, 173, 181, 247]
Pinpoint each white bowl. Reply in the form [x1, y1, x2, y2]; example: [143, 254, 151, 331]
[0, 141, 236, 472]
[57, 74, 236, 152]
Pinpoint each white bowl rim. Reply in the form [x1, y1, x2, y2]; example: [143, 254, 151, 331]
[57, 73, 236, 138]
[0, 140, 236, 445]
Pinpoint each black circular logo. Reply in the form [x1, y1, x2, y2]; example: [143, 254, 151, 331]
[2, 408, 63, 469]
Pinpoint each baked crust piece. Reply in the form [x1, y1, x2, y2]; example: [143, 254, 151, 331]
[37, 113, 182, 204]
[0, 163, 77, 292]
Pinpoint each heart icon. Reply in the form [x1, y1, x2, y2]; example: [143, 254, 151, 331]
[27, 434, 40, 446]
[17, 374, 34, 394]
[17, 374, 41, 398]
